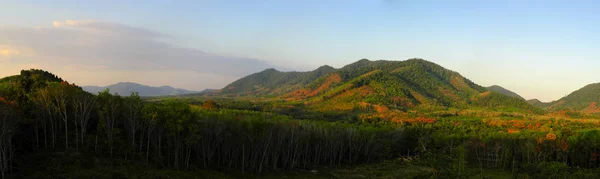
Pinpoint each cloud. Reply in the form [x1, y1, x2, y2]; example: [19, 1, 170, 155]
[0, 45, 21, 57]
[0, 20, 277, 90]
[52, 20, 95, 27]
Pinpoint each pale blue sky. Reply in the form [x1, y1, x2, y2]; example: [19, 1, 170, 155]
[1, 0, 599, 101]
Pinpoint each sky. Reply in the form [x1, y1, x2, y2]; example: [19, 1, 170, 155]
[1, 0, 599, 102]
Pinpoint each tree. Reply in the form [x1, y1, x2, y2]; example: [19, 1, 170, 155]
[0, 97, 18, 178]
[124, 92, 142, 156]
[31, 87, 57, 149]
[72, 90, 96, 150]
[49, 82, 74, 149]
[141, 103, 160, 164]
[202, 100, 219, 110]
[97, 89, 122, 157]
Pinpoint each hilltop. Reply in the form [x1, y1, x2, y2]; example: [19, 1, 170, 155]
[527, 99, 552, 108]
[0, 69, 68, 96]
[83, 82, 197, 96]
[486, 85, 525, 100]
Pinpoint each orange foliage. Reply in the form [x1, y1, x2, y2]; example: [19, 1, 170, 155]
[478, 91, 492, 98]
[202, 100, 219, 110]
[405, 117, 436, 124]
[511, 120, 525, 128]
[410, 90, 429, 104]
[585, 102, 600, 114]
[449, 75, 472, 92]
[526, 122, 542, 130]
[361, 70, 381, 77]
[308, 74, 341, 96]
[537, 138, 544, 144]
[333, 86, 373, 99]
[439, 87, 460, 101]
[507, 129, 520, 133]
[374, 105, 389, 113]
[392, 96, 415, 108]
[545, 133, 557, 141]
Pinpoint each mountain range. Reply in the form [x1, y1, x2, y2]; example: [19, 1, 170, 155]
[83, 82, 197, 97]
[3, 59, 600, 113]
[221, 58, 540, 113]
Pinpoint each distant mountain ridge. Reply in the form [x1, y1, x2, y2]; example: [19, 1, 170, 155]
[486, 85, 525, 100]
[83, 82, 197, 96]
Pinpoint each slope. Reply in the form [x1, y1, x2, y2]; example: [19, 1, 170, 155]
[547, 83, 600, 112]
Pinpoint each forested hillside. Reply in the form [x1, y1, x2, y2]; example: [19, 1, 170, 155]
[225, 58, 542, 114]
[546, 83, 600, 112]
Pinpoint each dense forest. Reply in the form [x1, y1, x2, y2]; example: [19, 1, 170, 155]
[3, 60, 600, 178]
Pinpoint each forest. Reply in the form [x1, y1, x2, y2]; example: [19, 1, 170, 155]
[2, 69, 600, 178]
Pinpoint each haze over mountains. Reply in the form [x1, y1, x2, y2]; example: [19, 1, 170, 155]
[83, 82, 197, 97]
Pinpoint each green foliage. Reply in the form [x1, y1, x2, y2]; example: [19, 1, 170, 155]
[548, 83, 600, 111]
[219, 58, 542, 113]
[472, 91, 545, 114]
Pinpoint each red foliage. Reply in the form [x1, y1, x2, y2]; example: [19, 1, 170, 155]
[507, 128, 520, 133]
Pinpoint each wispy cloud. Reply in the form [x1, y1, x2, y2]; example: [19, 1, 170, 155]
[0, 20, 277, 90]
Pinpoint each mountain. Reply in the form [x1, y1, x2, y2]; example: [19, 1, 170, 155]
[0, 69, 67, 96]
[527, 99, 553, 108]
[222, 58, 541, 113]
[83, 82, 197, 96]
[547, 83, 600, 112]
[527, 99, 543, 105]
[221, 65, 336, 95]
[486, 85, 525, 100]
